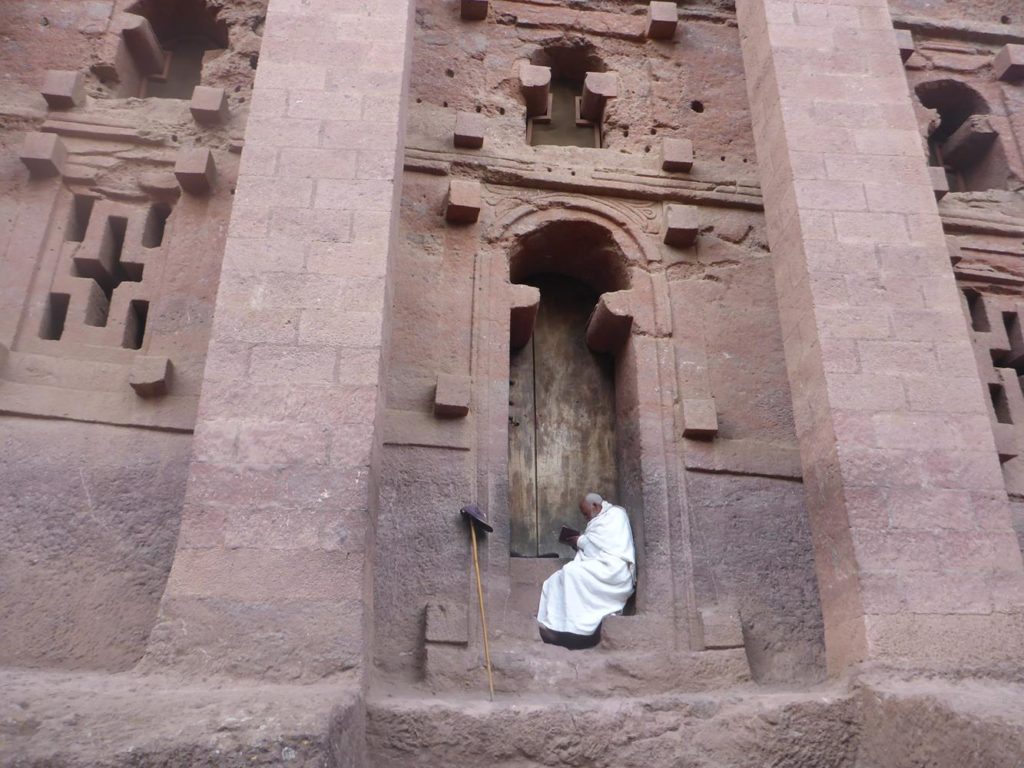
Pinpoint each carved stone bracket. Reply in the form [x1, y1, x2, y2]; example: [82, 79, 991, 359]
[585, 290, 634, 353]
[579, 72, 618, 123]
[519, 63, 552, 118]
[509, 283, 540, 349]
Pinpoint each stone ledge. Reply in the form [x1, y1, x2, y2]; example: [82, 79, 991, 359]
[683, 438, 803, 480]
[383, 409, 473, 450]
[424, 642, 751, 695]
[0, 667, 362, 768]
[403, 145, 766, 212]
[0, 351, 197, 432]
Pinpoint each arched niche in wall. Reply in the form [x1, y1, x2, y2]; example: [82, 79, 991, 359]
[479, 200, 688, 638]
[915, 78, 1011, 192]
[125, 0, 229, 98]
[507, 221, 630, 558]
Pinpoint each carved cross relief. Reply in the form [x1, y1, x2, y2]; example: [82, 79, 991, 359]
[961, 289, 1024, 493]
[38, 196, 168, 352]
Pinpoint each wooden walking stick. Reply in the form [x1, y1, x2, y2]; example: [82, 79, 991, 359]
[460, 504, 495, 701]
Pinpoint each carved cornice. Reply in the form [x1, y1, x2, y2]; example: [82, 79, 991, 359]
[404, 146, 765, 211]
[893, 14, 1024, 46]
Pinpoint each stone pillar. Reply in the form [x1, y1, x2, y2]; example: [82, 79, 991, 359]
[145, 0, 413, 682]
[737, 0, 1024, 672]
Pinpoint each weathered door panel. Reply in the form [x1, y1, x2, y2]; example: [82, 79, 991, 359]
[509, 338, 539, 558]
[509, 275, 617, 557]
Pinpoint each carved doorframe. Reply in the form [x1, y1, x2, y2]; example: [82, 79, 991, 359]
[470, 194, 702, 650]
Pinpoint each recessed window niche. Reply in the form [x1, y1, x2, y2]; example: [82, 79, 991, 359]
[126, 0, 229, 98]
[915, 79, 1010, 193]
[526, 42, 610, 149]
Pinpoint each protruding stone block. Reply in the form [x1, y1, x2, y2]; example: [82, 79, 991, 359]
[434, 372, 471, 417]
[139, 171, 183, 198]
[663, 203, 699, 247]
[425, 603, 469, 644]
[130, 356, 171, 398]
[647, 1, 678, 40]
[444, 178, 481, 223]
[586, 291, 634, 353]
[121, 14, 166, 76]
[994, 44, 1024, 81]
[579, 71, 618, 122]
[453, 111, 485, 149]
[519, 63, 552, 118]
[661, 137, 694, 172]
[700, 606, 744, 650]
[19, 132, 67, 178]
[190, 85, 229, 125]
[41, 70, 85, 109]
[941, 115, 998, 169]
[510, 283, 540, 350]
[460, 0, 488, 21]
[682, 397, 718, 439]
[895, 29, 915, 63]
[929, 166, 949, 200]
[174, 147, 216, 194]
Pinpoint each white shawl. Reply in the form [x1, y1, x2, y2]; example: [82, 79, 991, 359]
[537, 501, 636, 636]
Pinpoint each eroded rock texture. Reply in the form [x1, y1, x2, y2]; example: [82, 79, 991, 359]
[3, 0, 1024, 764]
[0, 0, 265, 669]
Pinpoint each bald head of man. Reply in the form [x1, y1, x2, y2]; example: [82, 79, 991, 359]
[578, 492, 604, 521]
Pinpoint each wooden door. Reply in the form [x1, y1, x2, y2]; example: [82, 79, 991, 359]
[508, 275, 617, 557]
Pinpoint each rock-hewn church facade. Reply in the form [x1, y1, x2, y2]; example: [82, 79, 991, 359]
[3, 0, 1024, 764]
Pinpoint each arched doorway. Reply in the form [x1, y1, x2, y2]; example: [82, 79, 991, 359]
[479, 205, 693, 645]
[509, 274, 617, 557]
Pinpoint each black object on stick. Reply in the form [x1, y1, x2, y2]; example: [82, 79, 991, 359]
[459, 504, 495, 700]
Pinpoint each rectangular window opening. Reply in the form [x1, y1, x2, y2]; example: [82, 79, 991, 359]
[123, 299, 149, 350]
[1004, 311, 1018, 337]
[1001, 311, 1024, 377]
[990, 383, 1013, 424]
[528, 80, 599, 149]
[39, 293, 70, 340]
[119, 261, 145, 284]
[142, 203, 172, 248]
[965, 289, 991, 333]
[65, 195, 97, 243]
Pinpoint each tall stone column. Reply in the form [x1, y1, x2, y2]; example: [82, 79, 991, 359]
[146, 0, 413, 682]
[737, 0, 1024, 671]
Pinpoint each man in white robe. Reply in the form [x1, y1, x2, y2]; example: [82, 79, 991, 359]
[537, 492, 636, 649]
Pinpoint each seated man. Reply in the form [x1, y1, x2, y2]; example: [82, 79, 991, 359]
[537, 492, 636, 650]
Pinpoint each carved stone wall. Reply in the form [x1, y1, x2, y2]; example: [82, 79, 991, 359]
[894, 11, 1024, 549]
[373, 0, 826, 690]
[0, 0, 264, 669]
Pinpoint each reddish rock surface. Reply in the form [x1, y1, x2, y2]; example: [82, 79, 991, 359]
[3, 0, 1024, 764]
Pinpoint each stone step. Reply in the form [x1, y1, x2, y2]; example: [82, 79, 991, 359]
[366, 686, 859, 768]
[425, 638, 751, 697]
[496, 558, 656, 645]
